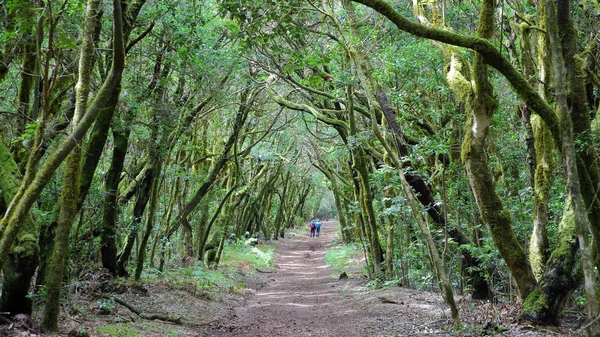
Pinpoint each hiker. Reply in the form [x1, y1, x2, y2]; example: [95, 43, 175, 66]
[315, 220, 322, 237]
[309, 220, 316, 237]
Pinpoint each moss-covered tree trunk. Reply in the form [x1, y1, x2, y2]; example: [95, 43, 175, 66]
[134, 166, 161, 280]
[197, 182, 239, 259]
[529, 114, 552, 280]
[461, 0, 536, 300]
[0, 0, 128, 278]
[0, 143, 38, 316]
[522, 0, 599, 332]
[346, 86, 384, 276]
[116, 162, 154, 277]
[42, 0, 102, 330]
[383, 164, 395, 279]
[556, 0, 600, 262]
[182, 217, 194, 260]
[101, 118, 130, 275]
[326, 170, 350, 242]
[14, 37, 37, 164]
[273, 173, 290, 240]
[517, 17, 552, 281]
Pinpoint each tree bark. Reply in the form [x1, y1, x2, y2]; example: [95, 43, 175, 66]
[134, 167, 160, 280]
[529, 115, 552, 280]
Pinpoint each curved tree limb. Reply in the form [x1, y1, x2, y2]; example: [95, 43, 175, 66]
[350, 0, 561, 149]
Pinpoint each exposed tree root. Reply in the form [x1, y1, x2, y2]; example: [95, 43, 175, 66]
[112, 297, 182, 324]
[96, 293, 182, 324]
[378, 297, 403, 304]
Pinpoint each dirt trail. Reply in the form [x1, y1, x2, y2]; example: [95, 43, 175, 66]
[203, 221, 452, 337]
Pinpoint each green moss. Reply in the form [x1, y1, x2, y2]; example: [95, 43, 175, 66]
[522, 287, 549, 316]
[446, 54, 473, 102]
[549, 201, 577, 263]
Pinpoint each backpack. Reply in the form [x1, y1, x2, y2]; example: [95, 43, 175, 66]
[310, 223, 315, 229]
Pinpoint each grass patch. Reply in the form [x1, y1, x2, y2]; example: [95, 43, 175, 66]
[96, 324, 140, 337]
[325, 244, 364, 274]
[221, 241, 275, 270]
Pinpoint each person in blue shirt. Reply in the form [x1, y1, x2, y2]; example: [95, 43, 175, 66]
[314, 220, 322, 237]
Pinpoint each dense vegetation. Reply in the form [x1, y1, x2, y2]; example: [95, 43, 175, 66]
[0, 0, 599, 334]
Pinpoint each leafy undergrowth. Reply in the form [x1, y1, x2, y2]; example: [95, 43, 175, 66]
[0, 240, 275, 337]
[142, 241, 275, 301]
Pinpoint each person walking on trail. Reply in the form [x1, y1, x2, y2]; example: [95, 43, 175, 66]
[309, 220, 316, 238]
[315, 220, 322, 237]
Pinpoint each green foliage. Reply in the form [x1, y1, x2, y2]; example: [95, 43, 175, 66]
[26, 285, 46, 305]
[11, 121, 38, 145]
[163, 265, 239, 298]
[96, 297, 116, 315]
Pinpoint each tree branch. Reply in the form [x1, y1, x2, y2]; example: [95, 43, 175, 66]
[351, 0, 561, 149]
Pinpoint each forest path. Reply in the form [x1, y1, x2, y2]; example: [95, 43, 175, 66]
[202, 221, 451, 337]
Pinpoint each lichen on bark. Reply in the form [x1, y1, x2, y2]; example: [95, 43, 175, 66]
[529, 115, 553, 280]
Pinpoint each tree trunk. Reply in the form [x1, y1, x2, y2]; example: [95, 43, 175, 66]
[521, 202, 578, 324]
[182, 217, 194, 260]
[117, 162, 154, 277]
[273, 174, 290, 240]
[197, 183, 239, 258]
[463, 0, 537, 300]
[42, 0, 102, 330]
[134, 168, 160, 280]
[0, 0, 127, 274]
[0, 143, 38, 316]
[529, 115, 552, 280]
[101, 119, 130, 275]
[14, 37, 37, 165]
[522, 0, 600, 332]
[346, 86, 384, 276]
